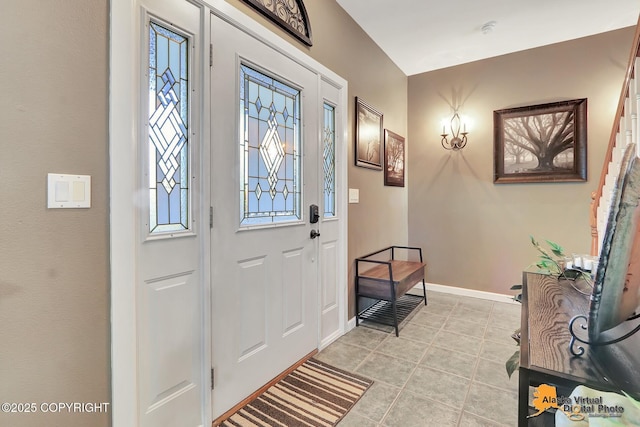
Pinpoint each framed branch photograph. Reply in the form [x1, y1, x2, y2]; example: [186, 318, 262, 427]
[384, 129, 405, 187]
[355, 97, 383, 170]
[493, 98, 587, 183]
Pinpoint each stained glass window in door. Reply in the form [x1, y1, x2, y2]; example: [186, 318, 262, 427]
[240, 65, 301, 226]
[323, 103, 336, 218]
[148, 22, 189, 234]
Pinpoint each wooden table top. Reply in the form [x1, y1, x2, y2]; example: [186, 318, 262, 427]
[522, 272, 640, 396]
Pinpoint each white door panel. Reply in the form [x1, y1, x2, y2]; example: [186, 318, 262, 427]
[137, 1, 204, 426]
[320, 240, 339, 341]
[210, 14, 319, 418]
[319, 80, 344, 348]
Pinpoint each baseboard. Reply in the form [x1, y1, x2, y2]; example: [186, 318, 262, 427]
[319, 329, 344, 350]
[418, 282, 518, 305]
[347, 317, 356, 331]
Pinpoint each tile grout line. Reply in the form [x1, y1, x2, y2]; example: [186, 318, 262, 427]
[344, 306, 431, 425]
[455, 300, 493, 426]
[377, 300, 455, 426]
[458, 301, 519, 427]
[451, 301, 489, 426]
[379, 306, 430, 425]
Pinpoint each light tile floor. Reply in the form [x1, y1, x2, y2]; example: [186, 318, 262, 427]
[315, 290, 522, 427]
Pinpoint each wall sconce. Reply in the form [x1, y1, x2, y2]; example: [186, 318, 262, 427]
[440, 112, 468, 150]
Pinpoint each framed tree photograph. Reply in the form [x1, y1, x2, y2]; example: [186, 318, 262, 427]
[355, 97, 383, 170]
[493, 98, 587, 183]
[384, 129, 405, 187]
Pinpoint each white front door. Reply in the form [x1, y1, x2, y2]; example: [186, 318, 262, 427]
[209, 14, 323, 418]
[112, 2, 347, 426]
[137, 2, 204, 426]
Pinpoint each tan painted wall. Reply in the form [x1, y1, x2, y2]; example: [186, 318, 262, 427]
[227, 0, 409, 317]
[0, 1, 110, 427]
[408, 28, 635, 294]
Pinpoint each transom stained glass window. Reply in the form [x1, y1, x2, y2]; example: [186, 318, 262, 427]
[148, 22, 189, 234]
[323, 103, 336, 218]
[240, 65, 301, 226]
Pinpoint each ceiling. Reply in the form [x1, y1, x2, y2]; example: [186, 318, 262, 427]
[335, 0, 640, 76]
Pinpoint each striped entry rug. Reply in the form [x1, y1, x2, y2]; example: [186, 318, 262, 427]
[218, 358, 373, 427]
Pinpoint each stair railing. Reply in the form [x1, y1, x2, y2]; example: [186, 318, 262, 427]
[590, 17, 640, 256]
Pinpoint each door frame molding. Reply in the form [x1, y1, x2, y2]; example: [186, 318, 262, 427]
[110, 1, 348, 425]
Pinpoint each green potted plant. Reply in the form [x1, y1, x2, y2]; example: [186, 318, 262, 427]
[529, 236, 565, 274]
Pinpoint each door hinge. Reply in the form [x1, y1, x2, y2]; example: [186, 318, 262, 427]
[209, 206, 213, 229]
[209, 43, 213, 67]
[211, 368, 215, 390]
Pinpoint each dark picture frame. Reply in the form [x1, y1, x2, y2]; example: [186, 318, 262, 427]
[384, 130, 405, 187]
[493, 98, 587, 183]
[355, 97, 383, 170]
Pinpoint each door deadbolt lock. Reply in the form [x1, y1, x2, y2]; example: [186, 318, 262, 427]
[309, 204, 319, 224]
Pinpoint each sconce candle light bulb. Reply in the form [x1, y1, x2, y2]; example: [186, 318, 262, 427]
[441, 112, 468, 150]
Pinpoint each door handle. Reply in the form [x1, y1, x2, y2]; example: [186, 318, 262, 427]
[310, 229, 321, 239]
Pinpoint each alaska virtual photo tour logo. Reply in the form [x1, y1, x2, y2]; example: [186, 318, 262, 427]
[530, 384, 627, 422]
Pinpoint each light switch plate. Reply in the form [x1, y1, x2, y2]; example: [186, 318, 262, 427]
[348, 188, 359, 203]
[48, 173, 91, 208]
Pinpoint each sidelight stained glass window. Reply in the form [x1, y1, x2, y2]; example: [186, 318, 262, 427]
[240, 64, 301, 226]
[323, 103, 336, 218]
[148, 22, 189, 234]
